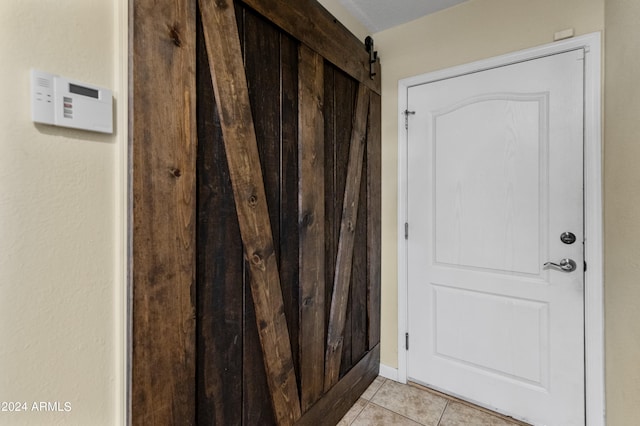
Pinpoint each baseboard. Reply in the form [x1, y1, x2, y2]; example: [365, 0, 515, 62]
[297, 346, 379, 426]
[379, 364, 399, 381]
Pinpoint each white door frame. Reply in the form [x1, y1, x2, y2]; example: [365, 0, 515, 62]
[397, 33, 604, 425]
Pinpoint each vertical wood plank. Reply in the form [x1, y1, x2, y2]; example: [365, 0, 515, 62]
[246, 9, 281, 248]
[195, 9, 243, 424]
[367, 93, 382, 349]
[243, 7, 282, 425]
[232, 6, 276, 425]
[198, 0, 302, 424]
[298, 44, 326, 412]
[279, 29, 302, 398]
[324, 84, 371, 391]
[340, 284, 354, 376]
[323, 63, 336, 336]
[351, 153, 368, 362]
[131, 0, 197, 424]
[333, 70, 357, 378]
[243, 275, 278, 425]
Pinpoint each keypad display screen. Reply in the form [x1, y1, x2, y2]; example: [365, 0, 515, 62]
[69, 83, 99, 99]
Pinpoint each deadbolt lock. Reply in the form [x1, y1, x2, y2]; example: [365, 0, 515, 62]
[560, 232, 576, 245]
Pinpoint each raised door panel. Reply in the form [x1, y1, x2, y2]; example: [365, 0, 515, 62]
[407, 50, 584, 425]
[433, 95, 548, 275]
[433, 285, 550, 387]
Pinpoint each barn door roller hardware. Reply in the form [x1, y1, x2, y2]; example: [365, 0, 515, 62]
[365, 36, 378, 80]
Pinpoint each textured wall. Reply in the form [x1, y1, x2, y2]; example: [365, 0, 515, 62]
[604, 0, 640, 423]
[318, 0, 370, 42]
[0, 1, 126, 424]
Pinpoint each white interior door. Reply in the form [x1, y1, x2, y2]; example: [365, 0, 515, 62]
[407, 50, 585, 426]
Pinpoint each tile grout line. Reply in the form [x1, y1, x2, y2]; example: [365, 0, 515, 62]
[348, 377, 386, 425]
[436, 400, 448, 426]
[362, 377, 386, 405]
[366, 401, 427, 425]
[347, 400, 369, 425]
[408, 382, 531, 425]
[349, 377, 529, 426]
[364, 377, 449, 426]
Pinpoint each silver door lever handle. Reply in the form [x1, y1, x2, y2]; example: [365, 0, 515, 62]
[544, 258, 577, 272]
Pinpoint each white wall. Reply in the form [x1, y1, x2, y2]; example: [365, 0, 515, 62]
[0, 1, 126, 425]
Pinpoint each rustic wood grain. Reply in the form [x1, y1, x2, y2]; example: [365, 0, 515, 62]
[134, 0, 382, 422]
[195, 9, 244, 424]
[333, 69, 357, 379]
[324, 84, 371, 391]
[323, 63, 337, 337]
[323, 67, 357, 370]
[296, 345, 380, 426]
[340, 284, 354, 377]
[240, 6, 301, 424]
[242, 7, 284, 424]
[233, 4, 270, 424]
[198, 0, 301, 424]
[131, 0, 197, 424]
[240, 0, 381, 95]
[229, 7, 277, 424]
[297, 44, 326, 412]
[351, 151, 369, 363]
[367, 93, 382, 349]
[243, 275, 278, 426]
[245, 7, 281, 248]
[278, 25, 302, 399]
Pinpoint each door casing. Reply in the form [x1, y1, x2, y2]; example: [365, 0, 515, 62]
[396, 32, 603, 426]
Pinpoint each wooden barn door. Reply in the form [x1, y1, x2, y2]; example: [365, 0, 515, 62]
[131, 0, 381, 425]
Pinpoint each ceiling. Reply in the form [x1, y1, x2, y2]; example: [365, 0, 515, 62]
[339, 0, 469, 33]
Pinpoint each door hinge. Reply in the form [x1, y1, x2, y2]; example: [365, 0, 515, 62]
[405, 332, 409, 350]
[584, 261, 587, 272]
[404, 222, 409, 239]
[403, 110, 415, 130]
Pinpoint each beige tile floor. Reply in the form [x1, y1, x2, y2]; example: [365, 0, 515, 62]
[338, 377, 530, 426]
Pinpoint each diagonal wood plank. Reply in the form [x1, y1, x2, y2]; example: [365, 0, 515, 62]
[298, 44, 326, 412]
[324, 83, 371, 391]
[198, 0, 301, 424]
